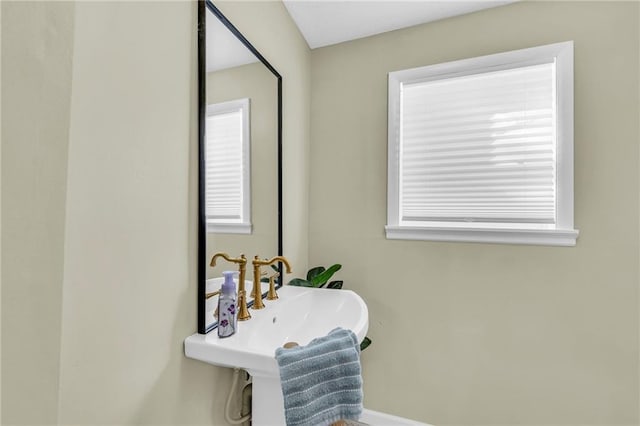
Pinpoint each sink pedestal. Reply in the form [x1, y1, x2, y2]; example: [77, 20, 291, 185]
[250, 372, 286, 426]
[184, 286, 369, 426]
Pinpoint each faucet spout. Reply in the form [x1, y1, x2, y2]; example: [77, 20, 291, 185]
[210, 252, 246, 268]
[253, 256, 292, 273]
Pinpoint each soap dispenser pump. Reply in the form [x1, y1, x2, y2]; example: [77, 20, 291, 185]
[218, 271, 238, 338]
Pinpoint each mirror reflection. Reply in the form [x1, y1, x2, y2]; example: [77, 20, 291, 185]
[203, 3, 280, 333]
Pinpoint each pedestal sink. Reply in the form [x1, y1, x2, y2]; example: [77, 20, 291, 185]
[184, 285, 369, 425]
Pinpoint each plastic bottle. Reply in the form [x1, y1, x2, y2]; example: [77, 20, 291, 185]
[218, 271, 238, 338]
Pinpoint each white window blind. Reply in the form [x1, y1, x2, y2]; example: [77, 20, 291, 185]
[387, 41, 578, 246]
[206, 99, 251, 234]
[400, 63, 556, 224]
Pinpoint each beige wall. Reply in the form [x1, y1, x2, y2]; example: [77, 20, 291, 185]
[206, 63, 279, 277]
[1, 0, 310, 425]
[56, 1, 222, 424]
[0, 0, 2, 417]
[1, 2, 75, 424]
[309, 1, 639, 425]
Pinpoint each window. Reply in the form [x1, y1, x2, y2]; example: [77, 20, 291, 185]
[386, 41, 578, 246]
[206, 98, 251, 234]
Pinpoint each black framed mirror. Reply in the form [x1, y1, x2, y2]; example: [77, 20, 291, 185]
[197, 0, 283, 334]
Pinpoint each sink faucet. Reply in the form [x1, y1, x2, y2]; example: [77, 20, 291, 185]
[210, 252, 251, 321]
[251, 256, 292, 309]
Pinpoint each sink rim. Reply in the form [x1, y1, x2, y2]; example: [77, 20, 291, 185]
[184, 285, 369, 376]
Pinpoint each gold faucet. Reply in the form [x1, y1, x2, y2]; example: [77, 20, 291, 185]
[210, 252, 251, 321]
[251, 256, 292, 309]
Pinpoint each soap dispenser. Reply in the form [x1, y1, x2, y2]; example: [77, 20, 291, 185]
[218, 271, 238, 338]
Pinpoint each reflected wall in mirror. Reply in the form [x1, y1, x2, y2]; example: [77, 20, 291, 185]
[198, 0, 282, 334]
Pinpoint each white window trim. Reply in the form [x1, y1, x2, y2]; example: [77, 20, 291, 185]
[208, 222, 252, 234]
[206, 98, 252, 235]
[386, 41, 579, 246]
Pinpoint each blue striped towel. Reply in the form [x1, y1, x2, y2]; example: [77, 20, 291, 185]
[275, 327, 363, 426]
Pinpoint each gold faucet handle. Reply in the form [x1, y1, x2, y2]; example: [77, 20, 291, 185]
[266, 272, 281, 300]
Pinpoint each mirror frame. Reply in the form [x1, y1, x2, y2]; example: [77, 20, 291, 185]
[197, 0, 283, 334]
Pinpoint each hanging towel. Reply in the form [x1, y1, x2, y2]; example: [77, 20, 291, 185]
[275, 327, 363, 426]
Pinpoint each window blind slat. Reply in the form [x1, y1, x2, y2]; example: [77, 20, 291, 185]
[408, 137, 553, 154]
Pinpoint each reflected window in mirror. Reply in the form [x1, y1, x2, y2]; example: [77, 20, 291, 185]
[206, 98, 252, 234]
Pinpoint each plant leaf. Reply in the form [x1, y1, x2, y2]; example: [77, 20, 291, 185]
[288, 278, 312, 287]
[310, 264, 342, 287]
[326, 280, 343, 289]
[306, 266, 325, 282]
[360, 337, 372, 351]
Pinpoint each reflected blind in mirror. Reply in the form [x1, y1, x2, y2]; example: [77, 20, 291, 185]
[206, 98, 250, 227]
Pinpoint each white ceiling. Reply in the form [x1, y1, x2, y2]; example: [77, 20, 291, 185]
[283, 0, 517, 49]
[207, 10, 259, 73]
[207, 0, 518, 72]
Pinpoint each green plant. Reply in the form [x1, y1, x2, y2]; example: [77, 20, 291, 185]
[289, 264, 343, 288]
[288, 264, 372, 351]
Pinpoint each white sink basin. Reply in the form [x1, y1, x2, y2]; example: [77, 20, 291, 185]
[184, 285, 369, 377]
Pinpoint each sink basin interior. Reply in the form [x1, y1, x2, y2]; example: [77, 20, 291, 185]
[250, 287, 366, 348]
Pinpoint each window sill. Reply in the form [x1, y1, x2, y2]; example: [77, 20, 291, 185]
[385, 225, 579, 246]
[208, 223, 252, 235]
